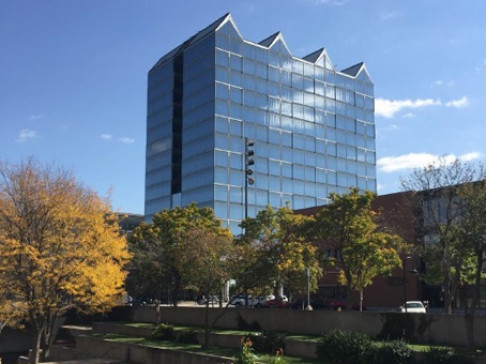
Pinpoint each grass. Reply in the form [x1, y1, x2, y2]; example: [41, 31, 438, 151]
[409, 343, 485, 357]
[124, 322, 155, 328]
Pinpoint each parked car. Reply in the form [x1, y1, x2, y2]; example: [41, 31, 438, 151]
[328, 300, 366, 311]
[399, 301, 426, 313]
[197, 295, 219, 305]
[329, 300, 346, 310]
[262, 295, 290, 309]
[229, 294, 255, 307]
[254, 295, 275, 308]
[290, 299, 326, 310]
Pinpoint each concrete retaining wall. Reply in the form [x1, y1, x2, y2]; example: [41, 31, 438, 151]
[48, 345, 77, 361]
[133, 306, 486, 347]
[92, 322, 153, 337]
[75, 335, 234, 364]
[92, 322, 318, 359]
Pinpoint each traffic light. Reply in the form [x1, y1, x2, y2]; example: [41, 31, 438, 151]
[245, 138, 255, 185]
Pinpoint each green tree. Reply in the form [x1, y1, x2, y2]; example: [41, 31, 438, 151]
[127, 222, 175, 305]
[402, 158, 479, 314]
[180, 226, 233, 347]
[240, 205, 322, 300]
[0, 160, 130, 364]
[128, 203, 228, 306]
[314, 188, 403, 311]
[230, 236, 272, 306]
[455, 177, 486, 347]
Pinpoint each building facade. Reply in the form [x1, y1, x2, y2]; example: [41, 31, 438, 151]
[145, 14, 376, 231]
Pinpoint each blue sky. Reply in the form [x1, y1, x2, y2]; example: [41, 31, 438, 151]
[1, 0, 484, 214]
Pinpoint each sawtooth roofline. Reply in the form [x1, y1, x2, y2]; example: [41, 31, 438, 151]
[150, 13, 372, 83]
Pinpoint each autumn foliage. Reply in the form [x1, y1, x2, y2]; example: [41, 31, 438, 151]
[0, 160, 130, 363]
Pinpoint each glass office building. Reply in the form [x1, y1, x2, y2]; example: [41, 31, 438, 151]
[145, 14, 376, 232]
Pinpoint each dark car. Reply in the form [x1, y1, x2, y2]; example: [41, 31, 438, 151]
[290, 299, 326, 310]
[262, 296, 290, 309]
[328, 299, 365, 311]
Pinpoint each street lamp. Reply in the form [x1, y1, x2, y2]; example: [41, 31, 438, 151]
[403, 255, 412, 312]
[244, 138, 255, 220]
[305, 267, 313, 311]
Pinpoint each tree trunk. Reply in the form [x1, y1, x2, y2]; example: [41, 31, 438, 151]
[173, 277, 180, 307]
[30, 328, 43, 364]
[204, 297, 210, 348]
[359, 289, 364, 312]
[346, 281, 352, 310]
[155, 301, 161, 325]
[443, 275, 452, 314]
[464, 253, 484, 349]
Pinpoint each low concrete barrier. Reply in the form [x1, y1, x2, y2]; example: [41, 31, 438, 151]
[75, 335, 234, 364]
[92, 322, 153, 337]
[284, 339, 318, 359]
[133, 306, 486, 347]
[92, 321, 317, 359]
[48, 345, 78, 361]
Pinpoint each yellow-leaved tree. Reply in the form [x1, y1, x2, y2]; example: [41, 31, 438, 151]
[0, 160, 130, 363]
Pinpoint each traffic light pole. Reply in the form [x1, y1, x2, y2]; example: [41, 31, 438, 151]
[244, 138, 254, 221]
[245, 163, 248, 220]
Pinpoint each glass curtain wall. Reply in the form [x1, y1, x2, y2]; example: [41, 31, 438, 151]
[213, 20, 375, 232]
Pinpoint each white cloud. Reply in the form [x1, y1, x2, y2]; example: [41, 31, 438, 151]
[30, 114, 43, 120]
[376, 96, 469, 118]
[101, 134, 134, 144]
[445, 96, 469, 108]
[119, 137, 135, 144]
[431, 80, 455, 87]
[460, 152, 482, 162]
[402, 112, 416, 118]
[375, 98, 441, 118]
[377, 152, 482, 173]
[16, 129, 38, 143]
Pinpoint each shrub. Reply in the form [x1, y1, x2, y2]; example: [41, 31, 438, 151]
[371, 340, 414, 364]
[379, 312, 416, 341]
[64, 305, 134, 325]
[316, 330, 373, 364]
[420, 348, 474, 364]
[151, 323, 175, 340]
[177, 330, 199, 344]
[237, 314, 261, 331]
[246, 331, 286, 354]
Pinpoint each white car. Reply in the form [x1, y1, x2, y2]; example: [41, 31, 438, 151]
[399, 301, 426, 313]
[229, 295, 255, 307]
